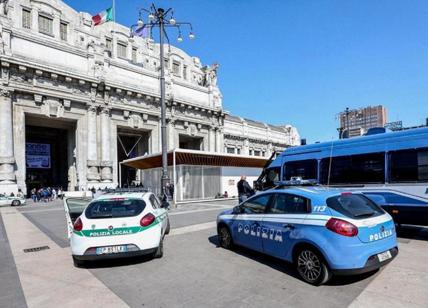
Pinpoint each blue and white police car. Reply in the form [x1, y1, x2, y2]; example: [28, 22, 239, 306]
[217, 187, 398, 285]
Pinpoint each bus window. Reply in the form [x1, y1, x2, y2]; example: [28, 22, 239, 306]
[389, 148, 428, 182]
[320, 152, 385, 184]
[283, 159, 317, 181]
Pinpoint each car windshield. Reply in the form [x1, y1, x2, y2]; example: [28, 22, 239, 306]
[326, 194, 384, 219]
[85, 198, 146, 219]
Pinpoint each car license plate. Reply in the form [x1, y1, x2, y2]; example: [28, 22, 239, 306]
[96, 245, 127, 255]
[377, 250, 392, 262]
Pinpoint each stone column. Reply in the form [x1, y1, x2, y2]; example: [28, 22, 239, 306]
[242, 139, 250, 156]
[0, 89, 16, 190]
[13, 105, 26, 193]
[215, 127, 224, 153]
[167, 119, 175, 150]
[208, 127, 215, 152]
[86, 105, 100, 185]
[100, 107, 113, 184]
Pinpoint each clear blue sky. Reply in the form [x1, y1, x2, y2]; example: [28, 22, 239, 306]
[66, 0, 428, 143]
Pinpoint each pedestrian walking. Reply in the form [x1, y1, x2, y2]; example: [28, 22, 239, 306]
[31, 188, 37, 202]
[237, 176, 254, 204]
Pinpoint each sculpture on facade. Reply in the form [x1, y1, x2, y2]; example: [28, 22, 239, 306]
[202, 63, 219, 87]
[0, 0, 9, 16]
[68, 162, 77, 191]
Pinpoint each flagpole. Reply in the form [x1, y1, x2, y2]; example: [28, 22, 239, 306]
[112, 0, 116, 35]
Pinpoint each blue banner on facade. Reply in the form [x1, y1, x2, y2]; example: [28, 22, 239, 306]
[26, 143, 51, 169]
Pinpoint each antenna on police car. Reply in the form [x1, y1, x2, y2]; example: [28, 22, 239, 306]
[327, 138, 334, 187]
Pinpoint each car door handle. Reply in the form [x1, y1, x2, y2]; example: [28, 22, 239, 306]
[283, 224, 295, 229]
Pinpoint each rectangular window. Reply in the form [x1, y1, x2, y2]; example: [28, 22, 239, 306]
[320, 152, 385, 184]
[38, 14, 53, 35]
[237, 148, 241, 155]
[389, 148, 428, 182]
[284, 159, 318, 181]
[241, 194, 271, 214]
[106, 38, 112, 51]
[172, 61, 181, 76]
[85, 199, 146, 219]
[268, 193, 310, 214]
[22, 8, 31, 29]
[183, 65, 188, 80]
[226, 147, 235, 154]
[326, 194, 383, 219]
[254, 150, 261, 157]
[132, 47, 137, 63]
[60, 22, 67, 41]
[117, 42, 127, 59]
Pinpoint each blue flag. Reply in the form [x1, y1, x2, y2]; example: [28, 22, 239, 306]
[133, 25, 148, 38]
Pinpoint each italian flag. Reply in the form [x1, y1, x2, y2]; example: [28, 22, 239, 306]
[92, 7, 113, 26]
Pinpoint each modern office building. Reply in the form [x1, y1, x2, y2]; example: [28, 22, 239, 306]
[338, 105, 388, 138]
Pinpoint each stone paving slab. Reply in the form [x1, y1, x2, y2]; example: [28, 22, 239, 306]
[0, 212, 27, 308]
[0, 207, 129, 308]
[349, 235, 428, 308]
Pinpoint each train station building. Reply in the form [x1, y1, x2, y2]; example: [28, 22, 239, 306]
[0, 0, 300, 195]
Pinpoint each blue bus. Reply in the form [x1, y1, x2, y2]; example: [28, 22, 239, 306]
[256, 127, 428, 226]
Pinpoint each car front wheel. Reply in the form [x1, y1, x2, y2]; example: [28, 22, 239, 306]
[296, 248, 331, 286]
[218, 225, 233, 249]
[11, 200, 21, 206]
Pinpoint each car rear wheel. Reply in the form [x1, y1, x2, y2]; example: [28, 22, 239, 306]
[11, 200, 21, 206]
[218, 225, 233, 249]
[153, 239, 163, 258]
[165, 218, 170, 235]
[296, 248, 331, 286]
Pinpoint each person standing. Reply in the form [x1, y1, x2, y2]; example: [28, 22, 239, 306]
[237, 176, 254, 204]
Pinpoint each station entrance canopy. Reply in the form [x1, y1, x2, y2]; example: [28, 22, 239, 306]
[122, 149, 269, 170]
[121, 149, 269, 202]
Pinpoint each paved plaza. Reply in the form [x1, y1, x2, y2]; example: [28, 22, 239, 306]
[0, 199, 427, 308]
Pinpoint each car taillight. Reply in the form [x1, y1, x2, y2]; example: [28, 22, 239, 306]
[140, 213, 156, 227]
[326, 218, 358, 237]
[73, 217, 83, 231]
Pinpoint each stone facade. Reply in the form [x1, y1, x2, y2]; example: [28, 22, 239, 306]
[224, 115, 300, 157]
[0, 0, 299, 194]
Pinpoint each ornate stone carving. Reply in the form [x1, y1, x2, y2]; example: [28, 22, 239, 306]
[101, 166, 112, 181]
[0, 87, 11, 97]
[41, 98, 64, 118]
[1, 62, 9, 85]
[87, 105, 97, 113]
[100, 106, 110, 115]
[202, 63, 219, 87]
[129, 113, 142, 128]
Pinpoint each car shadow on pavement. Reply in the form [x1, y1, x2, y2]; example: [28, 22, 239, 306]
[208, 235, 379, 286]
[397, 225, 428, 241]
[77, 255, 155, 269]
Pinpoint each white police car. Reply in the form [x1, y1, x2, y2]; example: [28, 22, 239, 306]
[64, 190, 170, 266]
[217, 187, 398, 285]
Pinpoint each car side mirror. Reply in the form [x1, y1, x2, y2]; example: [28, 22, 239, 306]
[233, 206, 241, 214]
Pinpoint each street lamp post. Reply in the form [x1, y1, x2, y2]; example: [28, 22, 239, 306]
[131, 4, 194, 198]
